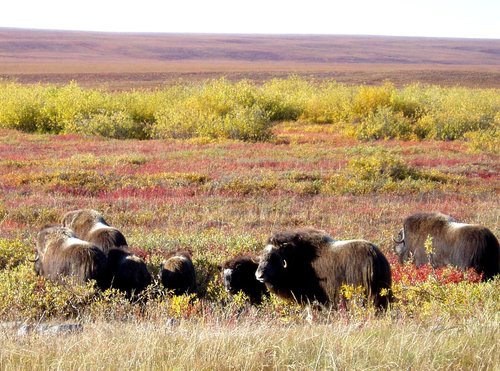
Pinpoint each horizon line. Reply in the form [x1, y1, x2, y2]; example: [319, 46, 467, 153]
[2, 26, 499, 41]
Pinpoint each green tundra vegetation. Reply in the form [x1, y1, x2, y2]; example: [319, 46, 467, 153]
[0, 78, 498, 369]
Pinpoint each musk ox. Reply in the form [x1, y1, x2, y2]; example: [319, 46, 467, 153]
[255, 228, 392, 309]
[222, 255, 268, 304]
[34, 226, 107, 288]
[159, 251, 197, 295]
[393, 212, 500, 280]
[61, 209, 127, 254]
[61, 209, 151, 295]
[104, 248, 152, 298]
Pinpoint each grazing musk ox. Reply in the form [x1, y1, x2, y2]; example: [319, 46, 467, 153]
[255, 228, 392, 309]
[393, 212, 500, 280]
[159, 251, 197, 295]
[61, 209, 127, 254]
[34, 226, 107, 289]
[104, 248, 152, 298]
[222, 255, 268, 304]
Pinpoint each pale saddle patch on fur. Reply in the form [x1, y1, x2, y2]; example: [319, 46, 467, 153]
[173, 255, 188, 262]
[126, 255, 143, 263]
[448, 221, 470, 230]
[263, 244, 275, 253]
[89, 221, 113, 234]
[329, 239, 367, 249]
[63, 237, 90, 249]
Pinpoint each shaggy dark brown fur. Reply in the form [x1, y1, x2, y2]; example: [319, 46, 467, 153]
[159, 251, 197, 295]
[104, 248, 152, 298]
[256, 228, 392, 309]
[34, 226, 107, 288]
[222, 255, 268, 304]
[394, 212, 500, 280]
[61, 209, 127, 254]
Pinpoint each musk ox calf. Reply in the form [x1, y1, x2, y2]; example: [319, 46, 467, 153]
[394, 212, 500, 280]
[222, 255, 268, 304]
[255, 228, 392, 309]
[34, 226, 107, 289]
[159, 251, 197, 295]
[61, 209, 127, 254]
[105, 248, 152, 298]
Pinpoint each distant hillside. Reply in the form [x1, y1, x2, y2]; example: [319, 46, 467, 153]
[1, 28, 499, 88]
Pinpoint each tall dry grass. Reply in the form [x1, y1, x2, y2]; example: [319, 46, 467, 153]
[1, 313, 498, 370]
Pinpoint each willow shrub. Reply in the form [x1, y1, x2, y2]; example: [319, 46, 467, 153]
[0, 79, 498, 142]
[0, 238, 33, 270]
[153, 79, 273, 141]
[64, 111, 149, 140]
[325, 148, 456, 194]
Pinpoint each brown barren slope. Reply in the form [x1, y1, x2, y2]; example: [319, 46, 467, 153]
[0, 28, 499, 88]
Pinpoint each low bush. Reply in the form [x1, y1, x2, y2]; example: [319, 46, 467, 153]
[0, 238, 33, 269]
[64, 111, 149, 140]
[348, 106, 414, 140]
[1, 79, 498, 143]
[465, 119, 500, 154]
[325, 148, 457, 195]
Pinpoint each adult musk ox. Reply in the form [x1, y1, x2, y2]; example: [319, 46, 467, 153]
[222, 255, 268, 304]
[104, 248, 152, 298]
[159, 251, 197, 295]
[255, 228, 392, 309]
[34, 226, 107, 288]
[393, 212, 500, 280]
[61, 209, 127, 254]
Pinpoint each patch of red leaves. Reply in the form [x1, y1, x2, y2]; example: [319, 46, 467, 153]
[102, 186, 196, 200]
[387, 253, 483, 284]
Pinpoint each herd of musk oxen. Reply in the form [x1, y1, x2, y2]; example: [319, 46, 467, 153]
[33, 210, 499, 308]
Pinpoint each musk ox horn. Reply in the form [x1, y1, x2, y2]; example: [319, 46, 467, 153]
[28, 254, 39, 263]
[283, 259, 287, 268]
[393, 229, 405, 244]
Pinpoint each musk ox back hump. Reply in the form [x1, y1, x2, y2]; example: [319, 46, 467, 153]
[87, 226, 128, 254]
[160, 251, 197, 296]
[61, 209, 128, 254]
[61, 209, 105, 236]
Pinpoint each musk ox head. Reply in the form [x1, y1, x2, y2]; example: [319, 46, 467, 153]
[256, 228, 324, 286]
[222, 255, 266, 303]
[34, 225, 74, 271]
[255, 244, 288, 288]
[31, 248, 42, 275]
[393, 228, 409, 263]
[223, 256, 259, 294]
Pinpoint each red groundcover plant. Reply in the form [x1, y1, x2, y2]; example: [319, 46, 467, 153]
[387, 253, 483, 285]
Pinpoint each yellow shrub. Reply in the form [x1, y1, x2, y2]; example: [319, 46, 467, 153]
[352, 83, 394, 117]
